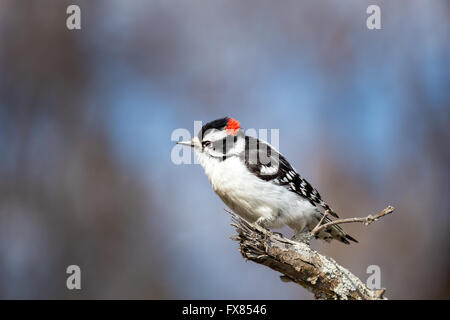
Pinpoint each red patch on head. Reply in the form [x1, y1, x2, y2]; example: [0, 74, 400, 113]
[225, 118, 240, 135]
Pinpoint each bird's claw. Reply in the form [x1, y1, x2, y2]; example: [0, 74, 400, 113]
[271, 231, 284, 238]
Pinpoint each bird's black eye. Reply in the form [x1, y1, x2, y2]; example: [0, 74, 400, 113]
[202, 141, 211, 148]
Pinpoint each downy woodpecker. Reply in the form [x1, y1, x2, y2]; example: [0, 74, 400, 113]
[178, 117, 357, 244]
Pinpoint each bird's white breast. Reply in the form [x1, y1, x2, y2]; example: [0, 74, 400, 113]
[195, 152, 316, 229]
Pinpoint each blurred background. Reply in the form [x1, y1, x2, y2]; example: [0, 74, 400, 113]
[0, 0, 449, 299]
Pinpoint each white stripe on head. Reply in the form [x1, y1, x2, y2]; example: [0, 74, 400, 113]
[202, 129, 228, 142]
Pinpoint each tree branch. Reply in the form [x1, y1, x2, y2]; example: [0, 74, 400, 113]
[227, 206, 394, 300]
[311, 206, 395, 236]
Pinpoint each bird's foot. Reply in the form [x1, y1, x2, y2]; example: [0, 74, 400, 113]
[291, 232, 312, 245]
[256, 217, 284, 238]
[271, 231, 284, 238]
[255, 216, 273, 230]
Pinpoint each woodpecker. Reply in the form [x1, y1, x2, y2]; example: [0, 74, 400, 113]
[178, 117, 357, 244]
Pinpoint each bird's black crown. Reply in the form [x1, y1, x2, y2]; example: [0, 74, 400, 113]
[198, 117, 230, 139]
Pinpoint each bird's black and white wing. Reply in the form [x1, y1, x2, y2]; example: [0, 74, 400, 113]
[241, 136, 339, 218]
[241, 136, 359, 244]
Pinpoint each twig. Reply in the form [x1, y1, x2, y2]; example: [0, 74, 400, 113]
[311, 206, 394, 237]
[311, 209, 330, 235]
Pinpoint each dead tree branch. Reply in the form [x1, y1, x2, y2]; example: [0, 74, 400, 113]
[311, 206, 395, 236]
[228, 206, 394, 300]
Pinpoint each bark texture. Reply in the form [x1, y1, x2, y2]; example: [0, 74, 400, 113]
[230, 211, 390, 300]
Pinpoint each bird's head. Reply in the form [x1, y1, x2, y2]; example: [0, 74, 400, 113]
[178, 117, 245, 159]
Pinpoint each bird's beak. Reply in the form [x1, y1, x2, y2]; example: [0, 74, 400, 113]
[177, 139, 194, 147]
